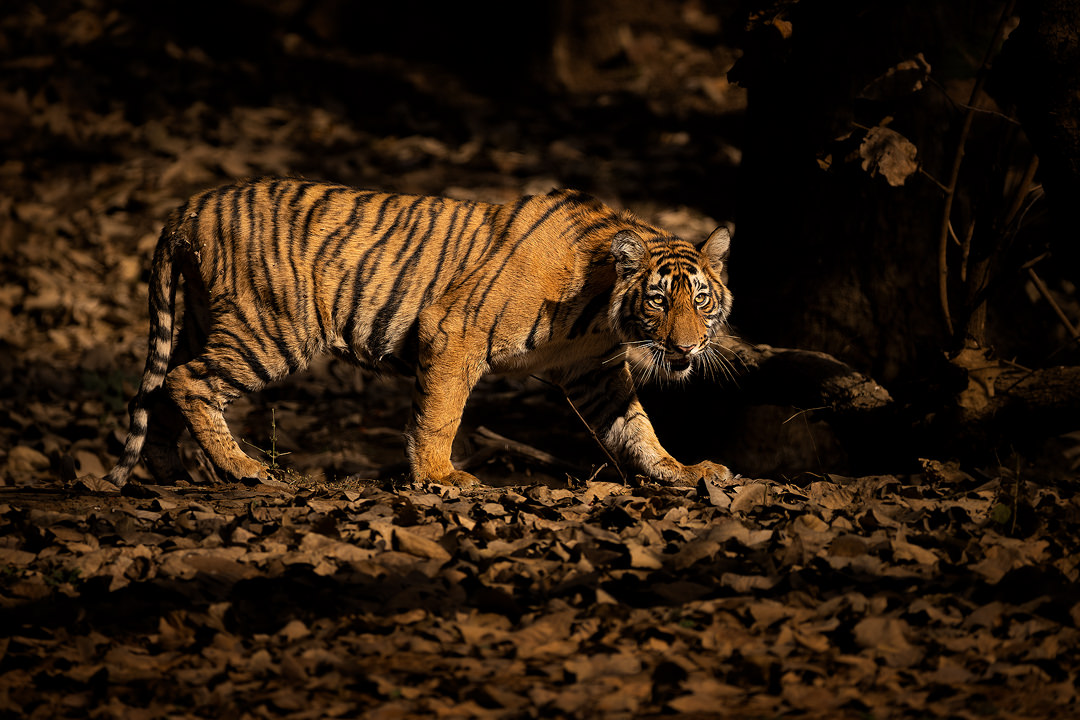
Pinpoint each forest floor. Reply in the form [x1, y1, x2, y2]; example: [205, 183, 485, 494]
[2, 2, 1079, 718]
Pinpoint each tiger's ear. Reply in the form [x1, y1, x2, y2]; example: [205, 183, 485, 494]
[701, 226, 731, 269]
[611, 230, 647, 279]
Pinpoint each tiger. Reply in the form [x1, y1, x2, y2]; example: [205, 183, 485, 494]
[106, 177, 735, 489]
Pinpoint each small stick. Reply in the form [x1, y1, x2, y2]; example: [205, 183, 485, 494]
[530, 375, 629, 484]
[1027, 267, 1080, 341]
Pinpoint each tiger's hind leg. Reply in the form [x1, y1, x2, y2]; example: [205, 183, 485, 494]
[140, 388, 193, 483]
[165, 334, 279, 482]
[141, 319, 206, 484]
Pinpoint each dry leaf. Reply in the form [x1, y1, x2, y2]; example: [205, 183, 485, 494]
[859, 126, 918, 187]
[853, 617, 922, 667]
[73, 474, 119, 493]
[730, 483, 769, 513]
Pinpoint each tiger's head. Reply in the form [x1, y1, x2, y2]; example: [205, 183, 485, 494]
[609, 226, 733, 382]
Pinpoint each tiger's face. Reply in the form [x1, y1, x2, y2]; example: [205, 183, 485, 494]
[610, 226, 733, 381]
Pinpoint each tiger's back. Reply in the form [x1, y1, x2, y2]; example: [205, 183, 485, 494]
[177, 180, 500, 371]
[108, 177, 734, 488]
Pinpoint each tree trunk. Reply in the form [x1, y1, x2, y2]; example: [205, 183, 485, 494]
[995, 0, 1080, 272]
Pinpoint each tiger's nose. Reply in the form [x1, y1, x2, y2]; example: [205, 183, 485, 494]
[673, 343, 696, 355]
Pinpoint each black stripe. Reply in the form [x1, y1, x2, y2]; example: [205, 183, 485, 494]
[205, 330, 275, 386]
[299, 186, 346, 255]
[371, 193, 393, 233]
[572, 217, 622, 243]
[568, 288, 612, 339]
[340, 195, 419, 346]
[222, 295, 294, 375]
[451, 206, 494, 277]
[315, 190, 378, 268]
[485, 305, 508, 363]
[215, 190, 245, 310]
[467, 193, 579, 315]
[187, 190, 221, 283]
[295, 187, 344, 332]
[357, 195, 426, 288]
[329, 192, 386, 332]
[417, 201, 465, 307]
[190, 357, 250, 395]
[524, 306, 547, 350]
[284, 183, 316, 319]
[368, 198, 458, 355]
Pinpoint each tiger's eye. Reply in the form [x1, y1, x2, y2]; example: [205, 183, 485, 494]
[647, 294, 666, 310]
[694, 292, 709, 307]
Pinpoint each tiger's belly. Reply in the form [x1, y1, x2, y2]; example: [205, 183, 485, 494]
[486, 334, 623, 378]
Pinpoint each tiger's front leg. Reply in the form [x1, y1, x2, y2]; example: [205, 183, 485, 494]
[404, 316, 485, 487]
[557, 363, 733, 487]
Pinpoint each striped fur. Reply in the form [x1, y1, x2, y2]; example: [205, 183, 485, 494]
[107, 178, 734, 487]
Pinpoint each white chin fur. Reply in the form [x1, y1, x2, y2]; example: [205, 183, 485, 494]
[626, 345, 695, 383]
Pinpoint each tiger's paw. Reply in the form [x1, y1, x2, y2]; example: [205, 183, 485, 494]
[671, 460, 734, 488]
[230, 458, 273, 486]
[429, 469, 482, 488]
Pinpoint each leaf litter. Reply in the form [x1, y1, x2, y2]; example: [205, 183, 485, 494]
[2, 469, 1078, 718]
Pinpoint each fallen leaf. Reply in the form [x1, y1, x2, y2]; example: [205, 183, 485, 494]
[74, 475, 119, 493]
[393, 526, 451, 562]
[853, 616, 922, 667]
[730, 483, 768, 513]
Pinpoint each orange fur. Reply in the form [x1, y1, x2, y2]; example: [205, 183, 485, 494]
[108, 178, 734, 487]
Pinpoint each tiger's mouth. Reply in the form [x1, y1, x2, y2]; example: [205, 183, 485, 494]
[625, 343, 697, 380]
[665, 355, 692, 372]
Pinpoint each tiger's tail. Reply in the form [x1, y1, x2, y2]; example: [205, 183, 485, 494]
[106, 219, 182, 487]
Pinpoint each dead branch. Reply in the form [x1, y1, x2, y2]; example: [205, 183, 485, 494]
[721, 338, 893, 414]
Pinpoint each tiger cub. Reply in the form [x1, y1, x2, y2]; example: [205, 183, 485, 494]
[107, 178, 734, 488]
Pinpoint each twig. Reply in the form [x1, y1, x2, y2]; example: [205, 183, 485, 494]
[584, 463, 608, 484]
[925, 77, 1023, 125]
[781, 406, 827, 425]
[242, 408, 291, 471]
[1020, 251, 1050, 270]
[530, 375, 628, 484]
[918, 167, 949, 193]
[783, 407, 828, 476]
[1027, 267, 1080, 341]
